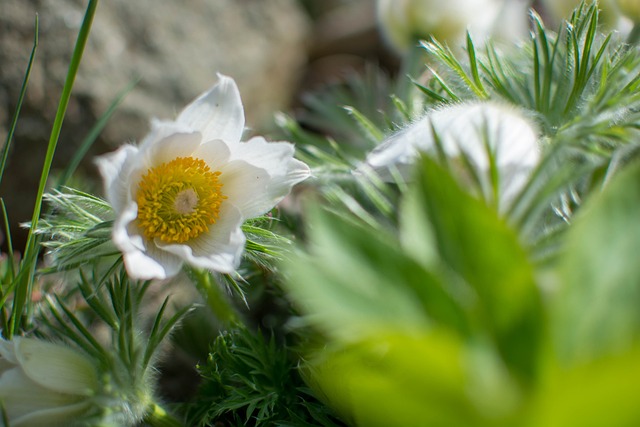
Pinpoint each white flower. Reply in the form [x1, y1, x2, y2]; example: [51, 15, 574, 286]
[616, 0, 640, 22]
[541, 0, 631, 30]
[97, 74, 310, 280]
[362, 101, 540, 211]
[0, 337, 99, 427]
[376, 0, 530, 52]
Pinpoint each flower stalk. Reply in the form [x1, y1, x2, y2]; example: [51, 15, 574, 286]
[143, 403, 185, 427]
[186, 267, 240, 327]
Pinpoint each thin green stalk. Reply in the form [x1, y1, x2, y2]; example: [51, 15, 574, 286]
[186, 267, 240, 327]
[0, 199, 15, 281]
[144, 403, 184, 427]
[8, 0, 100, 338]
[0, 16, 38, 187]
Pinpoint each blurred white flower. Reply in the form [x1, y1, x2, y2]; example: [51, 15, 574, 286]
[97, 74, 310, 280]
[376, 0, 530, 52]
[0, 337, 99, 427]
[542, 0, 631, 30]
[362, 101, 540, 211]
[616, 0, 640, 22]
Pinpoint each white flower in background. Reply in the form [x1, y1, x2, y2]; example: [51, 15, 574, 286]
[616, 0, 640, 22]
[362, 101, 540, 211]
[542, 0, 631, 30]
[97, 74, 310, 280]
[0, 337, 99, 427]
[376, 0, 530, 53]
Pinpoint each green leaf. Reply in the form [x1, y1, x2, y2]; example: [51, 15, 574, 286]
[553, 162, 640, 364]
[305, 331, 520, 427]
[533, 345, 640, 427]
[9, 0, 99, 338]
[282, 208, 431, 341]
[415, 156, 543, 382]
[283, 202, 474, 341]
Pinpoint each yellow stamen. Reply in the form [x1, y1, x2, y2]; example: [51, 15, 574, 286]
[136, 157, 226, 243]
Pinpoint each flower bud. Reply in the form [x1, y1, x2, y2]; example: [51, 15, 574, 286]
[362, 101, 540, 211]
[0, 337, 100, 427]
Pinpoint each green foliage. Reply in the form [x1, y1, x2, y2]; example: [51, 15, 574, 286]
[528, 161, 640, 427]
[553, 161, 640, 364]
[282, 138, 640, 426]
[423, 3, 640, 151]
[37, 188, 117, 273]
[184, 326, 345, 427]
[5, 1, 640, 426]
[0, 0, 100, 340]
[415, 157, 543, 383]
[408, 3, 640, 262]
[38, 262, 192, 425]
[283, 158, 538, 426]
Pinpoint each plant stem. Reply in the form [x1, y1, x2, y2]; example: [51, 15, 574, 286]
[8, 0, 100, 338]
[144, 403, 184, 427]
[186, 267, 240, 327]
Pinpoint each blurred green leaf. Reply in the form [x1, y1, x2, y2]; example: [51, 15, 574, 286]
[306, 331, 521, 427]
[553, 161, 640, 364]
[415, 156, 543, 382]
[283, 207, 432, 341]
[533, 346, 640, 427]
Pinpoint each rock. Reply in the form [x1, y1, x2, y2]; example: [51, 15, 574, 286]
[0, 0, 309, 248]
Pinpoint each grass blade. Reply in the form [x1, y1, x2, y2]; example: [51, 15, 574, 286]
[8, 0, 100, 338]
[0, 15, 38, 187]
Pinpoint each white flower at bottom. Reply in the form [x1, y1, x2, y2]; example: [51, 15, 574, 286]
[0, 337, 100, 427]
[362, 101, 540, 211]
[96, 74, 310, 280]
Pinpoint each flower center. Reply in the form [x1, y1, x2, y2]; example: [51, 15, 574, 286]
[136, 156, 226, 244]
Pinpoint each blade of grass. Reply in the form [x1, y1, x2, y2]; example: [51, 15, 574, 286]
[0, 16, 38, 187]
[8, 0, 100, 338]
[0, 199, 15, 281]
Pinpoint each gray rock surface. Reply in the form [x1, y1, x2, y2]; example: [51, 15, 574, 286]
[0, 0, 309, 246]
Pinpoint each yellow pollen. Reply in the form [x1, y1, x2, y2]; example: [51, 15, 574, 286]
[136, 156, 226, 244]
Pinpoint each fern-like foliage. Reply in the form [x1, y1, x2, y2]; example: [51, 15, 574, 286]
[183, 326, 345, 427]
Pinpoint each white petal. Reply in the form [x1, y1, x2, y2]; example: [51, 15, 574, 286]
[191, 139, 232, 170]
[0, 338, 18, 364]
[0, 368, 80, 420]
[222, 137, 311, 218]
[112, 203, 144, 253]
[138, 120, 202, 167]
[95, 144, 138, 213]
[14, 338, 98, 396]
[429, 102, 540, 208]
[156, 203, 245, 273]
[177, 73, 245, 145]
[429, 102, 539, 171]
[113, 203, 183, 280]
[12, 401, 92, 427]
[363, 122, 425, 174]
[364, 101, 540, 209]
